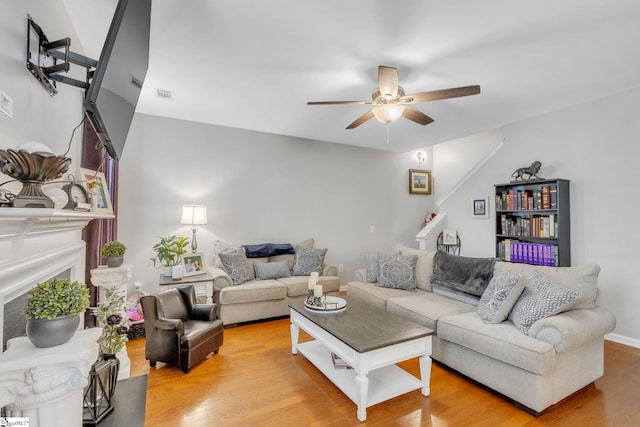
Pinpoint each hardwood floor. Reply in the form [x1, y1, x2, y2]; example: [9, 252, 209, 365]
[127, 318, 640, 426]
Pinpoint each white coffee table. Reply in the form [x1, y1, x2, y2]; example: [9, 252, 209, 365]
[289, 297, 433, 421]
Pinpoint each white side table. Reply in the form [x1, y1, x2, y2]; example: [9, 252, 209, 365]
[90, 264, 133, 380]
[159, 271, 214, 304]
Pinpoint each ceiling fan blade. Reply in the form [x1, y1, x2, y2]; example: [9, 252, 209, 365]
[346, 110, 375, 129]
[378, 66, 399, 98]
[402, 107, 434, 126]
[402, 85, 481, 103]
[307, 100, 371, 105]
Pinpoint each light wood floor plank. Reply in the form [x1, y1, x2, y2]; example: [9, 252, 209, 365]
[125, 318, 640, 426]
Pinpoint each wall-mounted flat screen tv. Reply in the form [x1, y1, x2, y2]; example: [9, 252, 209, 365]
[84, 0, 151, 160]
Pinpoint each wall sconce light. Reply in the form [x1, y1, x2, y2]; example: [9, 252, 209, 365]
[181, 204, 207, 252]
[417, 152, 425, 165]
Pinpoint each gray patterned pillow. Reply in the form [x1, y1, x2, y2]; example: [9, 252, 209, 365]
[376, 253, 418, 290]
[254, 261, 291, 280]
[508, 270, 581, 334]
[477, 270, 525, 323]
[218, 249, 253, 285]
[291, 246, 327, 275]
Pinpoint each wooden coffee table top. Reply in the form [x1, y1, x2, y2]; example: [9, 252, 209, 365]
[289, 297, 434, 353]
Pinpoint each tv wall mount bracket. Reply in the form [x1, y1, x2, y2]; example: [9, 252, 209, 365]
[26, 15, 97, 97]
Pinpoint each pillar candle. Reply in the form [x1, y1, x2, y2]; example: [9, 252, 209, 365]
[314, 284, 323, 297]
[308, 277, 315, 290]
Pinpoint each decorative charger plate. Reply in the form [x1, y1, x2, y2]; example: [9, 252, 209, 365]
[304, 296, 347, 314]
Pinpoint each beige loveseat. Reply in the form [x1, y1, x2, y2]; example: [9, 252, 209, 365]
[347, 245, 616, 415]
[208, 238, 339, 325]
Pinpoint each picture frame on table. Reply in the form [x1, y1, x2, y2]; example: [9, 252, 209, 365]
[181, 252, 206, 277]
[409, 169, 432, 194]
[80, 168, 113, 214]
[442, 229, 458, 246]
[471, 197, 490, 219]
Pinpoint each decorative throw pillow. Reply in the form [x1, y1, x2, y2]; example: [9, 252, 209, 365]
[269, 238, 315, 270]
[291, 246, 328, 275]
[365, 251, 400, 283]
[477, 270, 525, 323]
[218, 249, 253, 285]
[213, 240, 241, 268]
[431, 250, 496, 297]
[365, 254, 379, 283]
[254, 261, 291, 280]
[508, 270, 582, 334]
[396, 245, 435, 292]
[376, 253, 418, 291]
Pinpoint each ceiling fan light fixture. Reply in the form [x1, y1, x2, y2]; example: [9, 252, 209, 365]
[372, 104, 405, 123]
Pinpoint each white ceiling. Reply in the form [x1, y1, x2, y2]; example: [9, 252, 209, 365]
[61, 0, 640, 152]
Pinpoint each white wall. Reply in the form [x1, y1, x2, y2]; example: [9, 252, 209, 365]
[118, 114, 435, 294]
[435, 88, 640, 346]
[0, 1, 86, 187]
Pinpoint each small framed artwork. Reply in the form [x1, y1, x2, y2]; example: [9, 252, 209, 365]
[182, 252, 206, 277]
[80, 168, 113, 214]
[442, 229, 458, 246]
[409, 169, 432, 194]
[472, 197, 490, 219]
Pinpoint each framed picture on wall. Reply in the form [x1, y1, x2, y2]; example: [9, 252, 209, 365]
[471, 197, 490, 219]
[409, 169, 432, 194]
[80, 168, 113, 214]
[182, 252, 206, 277]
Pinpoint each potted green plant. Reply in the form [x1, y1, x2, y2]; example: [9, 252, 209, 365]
[24, 278, 90, 348]
[101, 240, 127, 267]
[151, 235, 190, 276]
[92, 286, 129, 356]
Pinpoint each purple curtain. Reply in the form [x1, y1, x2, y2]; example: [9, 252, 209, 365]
[82, 120, 119, 326]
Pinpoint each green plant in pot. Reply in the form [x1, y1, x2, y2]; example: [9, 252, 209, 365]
[101, 240, 127, 268]
[93, 286, 129, 356]
[151, 235, 189, 276]
[24, 278, 90, 348]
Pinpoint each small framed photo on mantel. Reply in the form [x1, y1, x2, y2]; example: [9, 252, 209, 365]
[409, 169, 432, 194]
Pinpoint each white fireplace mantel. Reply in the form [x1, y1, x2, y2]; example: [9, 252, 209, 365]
[0, 328, 101, 427]
[0, 208, 114, 346]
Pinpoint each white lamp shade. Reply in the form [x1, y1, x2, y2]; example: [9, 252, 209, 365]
[372, 104, 405, 123]
[181, 204, 207, 225]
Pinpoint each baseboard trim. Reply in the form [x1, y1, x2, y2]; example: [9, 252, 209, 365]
[605, 333, 640, 349]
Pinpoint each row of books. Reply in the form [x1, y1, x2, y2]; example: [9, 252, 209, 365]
[499, 214, 557, 238]
[497, 240, 559, 266]
[496, 184, 557, 211]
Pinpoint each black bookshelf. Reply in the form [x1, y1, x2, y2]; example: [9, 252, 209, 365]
[495, 178, 570, 267]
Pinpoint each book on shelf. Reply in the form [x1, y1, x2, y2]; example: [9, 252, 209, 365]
[497, 240, 559, 266]
[331, 352, 352, 369]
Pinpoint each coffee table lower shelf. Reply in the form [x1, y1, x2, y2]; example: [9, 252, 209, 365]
[297, 340, 423, 408]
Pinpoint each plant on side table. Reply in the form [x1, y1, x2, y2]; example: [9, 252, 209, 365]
[101, 240, 127, 268]
[93, 286, 130, 357]
[151, 235, 189, 276]
[24, 278, 90, 348]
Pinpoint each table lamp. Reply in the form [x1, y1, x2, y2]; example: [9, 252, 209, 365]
[181, 204, 207, 252]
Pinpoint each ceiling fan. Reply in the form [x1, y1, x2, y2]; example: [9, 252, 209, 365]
[307, 66, 480, 129]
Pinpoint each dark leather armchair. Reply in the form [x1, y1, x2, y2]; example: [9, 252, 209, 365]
[140, 285, 223, 373]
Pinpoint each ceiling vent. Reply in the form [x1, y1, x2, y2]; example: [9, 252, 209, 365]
[155, 88, 174, 100]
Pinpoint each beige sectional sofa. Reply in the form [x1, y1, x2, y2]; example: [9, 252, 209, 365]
[347, 245, 616, 415]
[207, 238, 339, 325]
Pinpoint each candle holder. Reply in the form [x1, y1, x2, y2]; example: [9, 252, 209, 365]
[306, 289, 315, 305]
